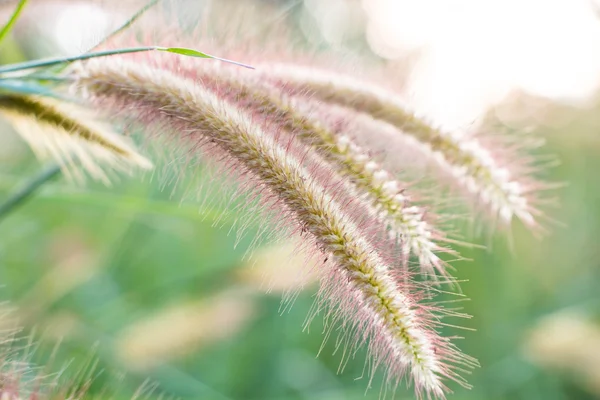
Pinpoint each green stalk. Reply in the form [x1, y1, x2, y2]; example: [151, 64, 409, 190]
[0, 46, 252, 75]
[0, 164, 61, 222]
[0, 46, 156, 74]
[91, 0, 160, 51]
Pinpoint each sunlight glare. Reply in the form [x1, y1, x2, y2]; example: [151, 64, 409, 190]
[364, 0, 600, 128]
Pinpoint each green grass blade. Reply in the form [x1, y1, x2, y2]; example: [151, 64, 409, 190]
[157, 47, 254, 69]
[0, 46, 253, 74]
[0, 164, 60, 222]
[0, 0, 28, 45]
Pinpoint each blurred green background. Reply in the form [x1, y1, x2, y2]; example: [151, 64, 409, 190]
[1, 0, 600, 399]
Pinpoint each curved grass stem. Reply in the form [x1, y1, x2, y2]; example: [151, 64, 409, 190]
[0, 47, 157, 74]
[0, 163, 60, 222]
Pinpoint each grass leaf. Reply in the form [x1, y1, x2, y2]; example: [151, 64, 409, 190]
[156, 47, 254, 69]
[0, 0, 28, 45]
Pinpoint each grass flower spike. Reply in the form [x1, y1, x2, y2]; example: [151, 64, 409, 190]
[72, 58, 476, 398]
[261, 64, 543, 229]
[0, 0, 563, 398]
[0, 94, 152, 183]
[167, 65, 454, 278]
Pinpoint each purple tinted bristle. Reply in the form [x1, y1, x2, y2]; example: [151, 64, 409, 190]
[72, 57, 481, 398]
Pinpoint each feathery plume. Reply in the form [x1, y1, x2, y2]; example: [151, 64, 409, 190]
[0, 94, 152, 183]
[72, 58, 475, 398]
[260, 64, 543, 229]
[147, 60, 455, 279]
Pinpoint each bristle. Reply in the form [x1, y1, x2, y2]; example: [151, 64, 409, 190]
[136, 57, 456, 280]
[0, 94, 152, 184]
[72, 58, 474, 398]
[260, 63, 545, 230]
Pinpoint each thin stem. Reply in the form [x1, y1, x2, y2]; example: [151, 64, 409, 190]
[0, 163, 60, 221]
[0, 0, 28, 44]
[40, 0, 162, 77]
[0, 46, 252, 75]
[90, 0, 161, 51]
[0, 47, 156, 74]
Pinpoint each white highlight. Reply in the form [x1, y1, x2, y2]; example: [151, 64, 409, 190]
[363, 0, 600, 128]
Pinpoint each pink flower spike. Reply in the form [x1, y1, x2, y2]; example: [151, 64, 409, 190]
[72, 58, 477, 398]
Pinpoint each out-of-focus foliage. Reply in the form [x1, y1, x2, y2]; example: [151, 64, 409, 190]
[0, 1, 599, 399]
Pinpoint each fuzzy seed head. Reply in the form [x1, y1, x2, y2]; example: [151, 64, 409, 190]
[72, 58, 475, 398]
[0, 94, 152, 183]
[156, 63, 453, 279]
[261, 63, 544, 229]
